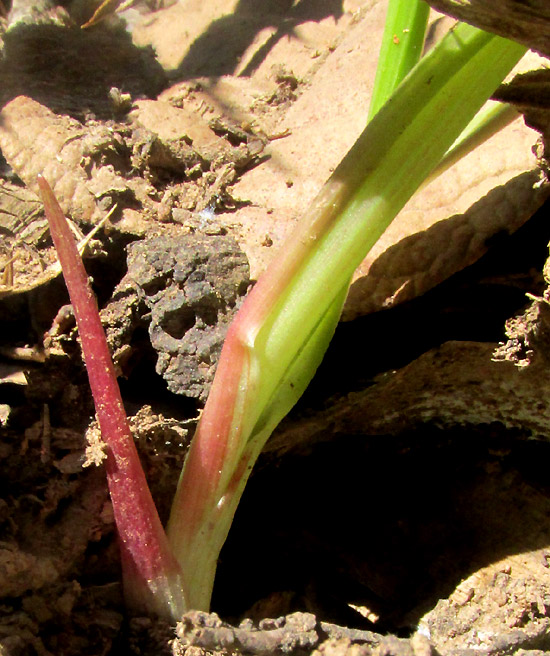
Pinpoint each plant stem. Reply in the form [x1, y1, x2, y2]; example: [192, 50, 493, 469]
[38, 176, 186, 622]
[167, 24, 526, 610]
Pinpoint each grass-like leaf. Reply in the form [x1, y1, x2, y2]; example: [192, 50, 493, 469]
[166, 23, 527, 610]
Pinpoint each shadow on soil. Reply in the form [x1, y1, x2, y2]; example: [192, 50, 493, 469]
[170, 0, 344, 80]
[0, 22, 166, 117]
[215, 427, 550, 634]
[213, 200, 550, 633]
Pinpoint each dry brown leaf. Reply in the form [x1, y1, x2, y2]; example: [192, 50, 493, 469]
[342, 54, 550, 318]
[343, 170, 549, 319]
[81, 0, 131, 28]
[216, 1, 389, 278]
[219, 10, 546, 319]
[129, 99, 220, 150]
[0, 96, 99, 222]
[0, 98, 137, 297]
[426, 0, 550, 57]
[0, 21, 166, 117]
[132, 0, 358, 77]
[0, 95, 137, 222]
[0, 181, 43, 240]
[266, 341, 550, 457]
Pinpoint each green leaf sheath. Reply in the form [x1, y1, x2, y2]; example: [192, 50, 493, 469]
[250, 26, 526, 436]
[167, 24, 526, 611]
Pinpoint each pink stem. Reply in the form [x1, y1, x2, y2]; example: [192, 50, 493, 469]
[38, 176, 186, 620]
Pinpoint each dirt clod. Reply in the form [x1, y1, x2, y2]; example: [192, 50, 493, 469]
[102, 233, 250, 401]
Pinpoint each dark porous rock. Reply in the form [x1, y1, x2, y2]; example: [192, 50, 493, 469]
[104, 233, 250, 402]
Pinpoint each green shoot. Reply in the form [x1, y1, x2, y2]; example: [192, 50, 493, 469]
[39, 0, 530, 621]
[166, 23, 527, 610]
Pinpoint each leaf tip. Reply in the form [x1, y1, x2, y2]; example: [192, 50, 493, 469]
[36, 174, 50, 196]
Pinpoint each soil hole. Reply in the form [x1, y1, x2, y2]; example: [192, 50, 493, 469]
[213, 428, 550, 633]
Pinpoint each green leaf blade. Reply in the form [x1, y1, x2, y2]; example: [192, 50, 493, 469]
[167, 23, 527, 611]
[369, 0, 430, 119]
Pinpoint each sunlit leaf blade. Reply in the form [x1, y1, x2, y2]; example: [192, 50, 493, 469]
[369, 0, 430, 119]
[167, 23, 526, 611]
